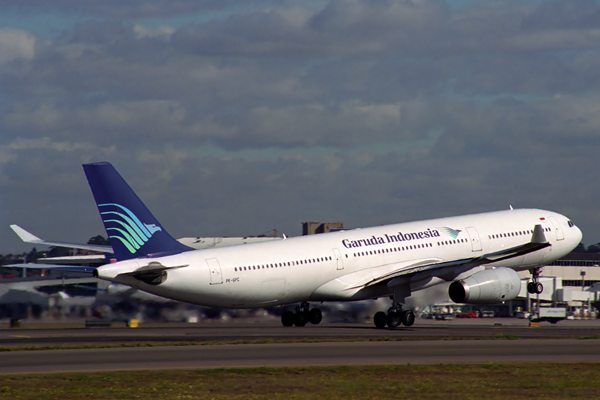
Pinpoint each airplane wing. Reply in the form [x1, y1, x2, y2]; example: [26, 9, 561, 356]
[10, 225, 113, 253]
[362, 224, 551, 289]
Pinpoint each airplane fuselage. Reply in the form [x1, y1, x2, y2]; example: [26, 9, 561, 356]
[96, 208, 582, 308]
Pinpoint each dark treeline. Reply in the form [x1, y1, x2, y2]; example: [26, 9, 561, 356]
[572, 242, 600, 254]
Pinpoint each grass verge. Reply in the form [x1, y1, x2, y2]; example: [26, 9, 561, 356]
[1, 363, 599, 399]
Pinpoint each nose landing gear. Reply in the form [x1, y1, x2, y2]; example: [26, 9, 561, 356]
[527, 267, 544, 294]
[281, 302, 322, 327]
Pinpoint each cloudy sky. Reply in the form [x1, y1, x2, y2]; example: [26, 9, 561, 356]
[1, 0, 599, 255]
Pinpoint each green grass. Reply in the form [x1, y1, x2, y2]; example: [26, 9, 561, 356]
[1, 364, 600, 399]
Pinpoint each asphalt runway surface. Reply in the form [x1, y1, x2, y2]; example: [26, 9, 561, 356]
[1, 319, 599, 374]
[2, 318, 600, 346]
[2, 339, 600, 375]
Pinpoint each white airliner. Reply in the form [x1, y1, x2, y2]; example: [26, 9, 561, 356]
[16, 162, 584, 328]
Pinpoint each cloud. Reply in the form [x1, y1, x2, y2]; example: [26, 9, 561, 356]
[0, 27, 37, 65]
[1, 0, 600, 255]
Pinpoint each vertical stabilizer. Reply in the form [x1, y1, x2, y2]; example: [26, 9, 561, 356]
[83, 162, 193, 261]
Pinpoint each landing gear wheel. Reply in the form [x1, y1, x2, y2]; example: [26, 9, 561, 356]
[374, 311, 387, 328]
[527, 281, 544, 294]
[308, 308, 322, 325]
[387, 311, 401, 328]
[528, 267, 544, 295]
[401, 310, 415, 327]
[281, 311, 294, 327]
[294, 312, 308, 327]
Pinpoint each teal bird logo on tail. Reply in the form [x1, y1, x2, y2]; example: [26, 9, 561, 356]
[99, 203, 162, 253]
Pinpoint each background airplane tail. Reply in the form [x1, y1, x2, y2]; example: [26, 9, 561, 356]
[83, 162, 193, 261]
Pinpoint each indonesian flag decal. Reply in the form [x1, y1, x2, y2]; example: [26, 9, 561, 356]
[539, 217, 546, 221]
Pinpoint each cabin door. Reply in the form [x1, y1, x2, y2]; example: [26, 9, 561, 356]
[549, 217, 564, 241]
[206, 258, 223, 285]
[333, 248, 344, 270]
[465, 227, 482, 252]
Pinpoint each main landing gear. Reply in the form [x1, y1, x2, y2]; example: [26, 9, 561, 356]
[373, 307, 415, 329]
[281, 302, 322, 327]
[374, 284, 415, 328]
[527, 267, 544, 295]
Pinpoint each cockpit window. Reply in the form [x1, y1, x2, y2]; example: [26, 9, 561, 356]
[567, 221, 574, 228]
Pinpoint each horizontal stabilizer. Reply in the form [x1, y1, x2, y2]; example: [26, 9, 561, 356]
[97, 261, 189, 286]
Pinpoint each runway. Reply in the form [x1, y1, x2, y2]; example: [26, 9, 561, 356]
[2, 339, 600, 374]
[1, 318, 600, 346]
[1, 319, 600, 374]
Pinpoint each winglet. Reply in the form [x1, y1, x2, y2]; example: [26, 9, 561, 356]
[10, 225, 43, 244]
[531, 224, 548, 244]
[10, 224, 113, 253]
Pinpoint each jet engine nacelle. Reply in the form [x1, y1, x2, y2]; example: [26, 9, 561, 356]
[449, 267, 521, 304]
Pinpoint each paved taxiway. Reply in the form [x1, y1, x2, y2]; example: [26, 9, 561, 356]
[1, 319, 599, 374]
[2, 339, 600, 374]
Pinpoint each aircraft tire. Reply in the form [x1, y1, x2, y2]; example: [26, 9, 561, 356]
[374, 312, 387, 328]
[281, 311, 295, 327]
[294, 312, 309, 327]
[401, 310, 415, 327]
[535, 282, 543, 294]
[386, 311, 401, 328]
[309, 308, 322, 325]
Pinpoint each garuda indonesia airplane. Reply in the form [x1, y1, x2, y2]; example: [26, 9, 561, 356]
[46, 162, 585, 328]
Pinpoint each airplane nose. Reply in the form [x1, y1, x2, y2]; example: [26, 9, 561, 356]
[575, 225, 583, 244]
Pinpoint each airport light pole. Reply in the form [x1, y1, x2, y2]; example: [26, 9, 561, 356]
[580, 270, 586, 318]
